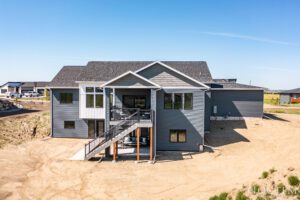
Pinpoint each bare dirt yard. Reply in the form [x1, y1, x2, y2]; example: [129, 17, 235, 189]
[0, 113, 300, 200]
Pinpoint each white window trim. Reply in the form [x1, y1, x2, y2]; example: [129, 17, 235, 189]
[85, 86, 103, 108]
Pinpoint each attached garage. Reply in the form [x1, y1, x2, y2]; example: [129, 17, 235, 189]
[211, 89, 264, 119]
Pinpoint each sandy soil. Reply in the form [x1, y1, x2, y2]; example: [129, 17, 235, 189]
[0, 114, 300, 200]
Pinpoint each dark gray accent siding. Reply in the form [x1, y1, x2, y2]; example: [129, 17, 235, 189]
[156, 89, 205, 151]
[211, 90, 264, 118]
[52, 89, 88, 138]
[280, 94, 290, 105]
[115, 89, 151, 109]
[205, 91, 211, 131]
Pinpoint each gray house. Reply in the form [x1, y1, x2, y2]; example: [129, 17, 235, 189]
[49, 61, 263, 161]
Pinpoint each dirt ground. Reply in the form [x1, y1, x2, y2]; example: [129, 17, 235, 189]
[0, 114, 300, 200]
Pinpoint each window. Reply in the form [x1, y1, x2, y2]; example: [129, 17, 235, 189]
[85, 87, 103, 108]
[174, 93, 182, 109]
[60, 93, 73, 104]
[184, 93, 193, 110]
[123, 95, 146, 109]
[86, 94, 94, 108]
[96, 94, 103, 108]
[1, 89, 7, 94]
[164, 93, 172, 109]
[64, 121, 75, 129]
[169, 130, 186, 143]
[86, 87, 94, 93]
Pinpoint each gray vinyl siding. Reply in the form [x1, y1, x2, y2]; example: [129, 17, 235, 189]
[280, 94, 290, 104]
[106, 73, 154, 87]
[115, 89, 151, 109]
[52, 89, 88, 138]
[156, 89, 205, 151]
[137, 63, 201, 87]
[211, 90, 264, 118]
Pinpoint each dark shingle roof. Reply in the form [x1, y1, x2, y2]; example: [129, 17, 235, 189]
[210, 82, 263, 89]
[77, 61, 212, 83]
[21, 81, 50, 87]
[280, 88, 300, 94]
[49, 66, 84, 87]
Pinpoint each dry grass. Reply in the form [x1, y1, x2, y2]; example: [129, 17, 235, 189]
[264, 93, 280, 105]
[0, 112, 50, 148]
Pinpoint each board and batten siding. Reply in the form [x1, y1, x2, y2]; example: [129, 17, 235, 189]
[211, 90, 264, 118]
[137, 63, 201, 87]
[156, 89, 205, 151]
[79, 83, 105, 119]
[52, 89, 88, 138]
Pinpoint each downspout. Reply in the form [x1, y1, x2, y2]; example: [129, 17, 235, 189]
[152, 87, 162, 163]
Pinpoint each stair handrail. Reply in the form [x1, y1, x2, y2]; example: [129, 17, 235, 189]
[84, 109, 140, 158]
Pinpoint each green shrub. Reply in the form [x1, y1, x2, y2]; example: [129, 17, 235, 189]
[209, 192, 229, 200]
[269, 168, 276, 174]
[251, 184, 260, 194]
[288, 176, 300, 186]
[256, 196, 265, 200]
[235, 191, 249, 200]
[285, 188, 298, 196]
[277, 183, 285, 193]
[261, 171, 269, 179]
[209, 196, 219, 200]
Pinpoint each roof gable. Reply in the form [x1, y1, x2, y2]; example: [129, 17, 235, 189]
[101, 71, 160, 88]
[136, 61, 209, 88]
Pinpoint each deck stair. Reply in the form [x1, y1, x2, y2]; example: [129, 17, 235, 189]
[84, 110, 151, 160]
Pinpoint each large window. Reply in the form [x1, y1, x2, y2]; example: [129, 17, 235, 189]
[85, 87, 103, 108]
[60, 93, 73, 104]
[174, 93, 182, 109]
[64, 121, 75, 129]
[184, 93, 193, 110]
[96, 94, 103, 108]
[164, 93, 193, 110]
[123, 95, 146, 109]
[86, 94, 94, 108]
[169, 130, 187, 143]
[164, 93, 172, 109]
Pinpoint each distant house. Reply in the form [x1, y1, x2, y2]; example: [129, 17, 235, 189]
[0, 81, 50, 96]
[280, 88, 300, 104]
[19, 82, 50, 94]
[0, 82, 23, 95]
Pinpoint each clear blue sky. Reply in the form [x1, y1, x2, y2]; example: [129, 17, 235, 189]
[0, 0, 299, 89]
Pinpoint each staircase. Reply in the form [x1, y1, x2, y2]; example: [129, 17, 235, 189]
[84, 110, 147, 160]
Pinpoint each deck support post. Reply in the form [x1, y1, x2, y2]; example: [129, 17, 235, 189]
[113, 142, 117, 162]
[149, 127, 153, 161]
[137, 127, 140, 161]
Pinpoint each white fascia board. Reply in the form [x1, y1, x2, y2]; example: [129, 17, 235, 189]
[48, 86, 79, 89]
[210, 88, 264, 91]
[161, 86, 207, 90]
[135, 61, 210, 89]
[100, 71, 161, 88]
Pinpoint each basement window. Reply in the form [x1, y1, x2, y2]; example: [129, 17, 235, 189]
[170, 130, 187, 143]
[64, 121, 75, 129]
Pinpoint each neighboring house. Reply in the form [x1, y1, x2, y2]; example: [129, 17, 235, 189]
[0, 81, 49, 96]
[19, 81, 50, 95]
[0, 82, 23, 95]
[279, 88, 300, 104]
[49, 61, 263, 161]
